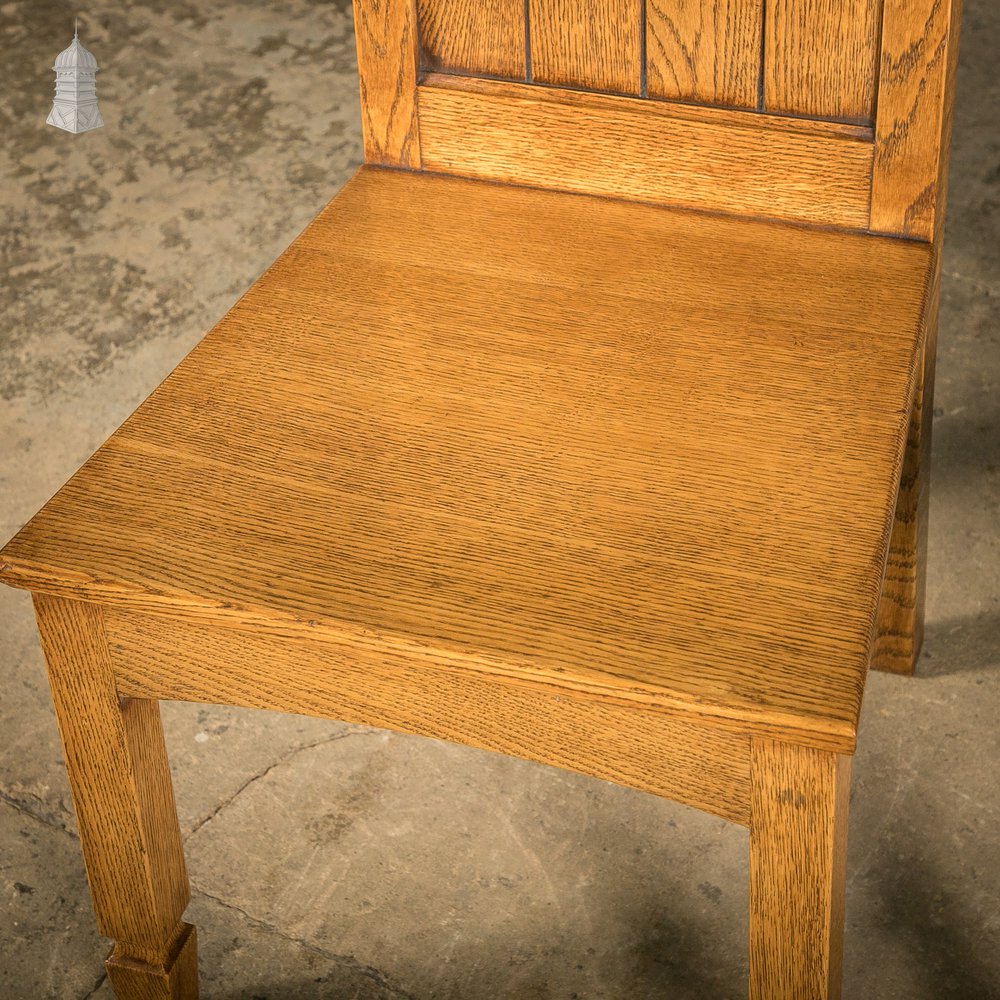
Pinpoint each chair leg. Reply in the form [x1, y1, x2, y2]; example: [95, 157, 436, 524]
[33, 595, 197, 1000]
[749, 738, 851, 1000]
[872, 287, 940, 675]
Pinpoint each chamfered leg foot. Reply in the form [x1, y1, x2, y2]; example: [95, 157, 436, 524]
[33, 595, 197, 1000]
[106, 923, 199, 1000]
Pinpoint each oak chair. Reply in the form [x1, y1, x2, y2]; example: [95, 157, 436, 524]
[0, 1, 963, 997]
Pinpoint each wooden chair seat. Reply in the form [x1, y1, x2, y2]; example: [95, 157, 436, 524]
[2, 0, 964, 994]
[3, 164, 930, 762]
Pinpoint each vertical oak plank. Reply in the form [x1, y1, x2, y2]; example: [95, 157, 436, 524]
[33, 595, 195, 994]
[417, 0, 526, 79]
[352, 0, 422, 167]
[870, 0, 963, 239]
[764, 0, 881, 122]
[528, 0, 643, 94]
[750, 738, 851, 1000]
[646, 0, 763, 108]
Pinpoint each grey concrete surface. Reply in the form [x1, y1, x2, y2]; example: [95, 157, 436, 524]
[0, 2, 997, 998]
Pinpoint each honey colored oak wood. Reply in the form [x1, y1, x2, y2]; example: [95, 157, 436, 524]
[352, 0, 421, 166]
[869, 0, 962, 668]
[528, 0, 642, 93]
[420, 71, 873, 139]
[0, 3, 969, 997]
[873, 265, 942, 673]
[2, 167, 933, 757]
[750, 739, 851, 1000]
[417, 75, 875, 227]
[416, 0, 526, 78]
[106, 925, 199, 1000]
[764, 0, 881, 123]
[646, 0, 762, 108]
[871, 0, 964, 238]
[31, 595, 192, 986]
[106, 610, 752, 824]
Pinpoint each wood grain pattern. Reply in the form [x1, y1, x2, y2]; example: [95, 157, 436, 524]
[750, 739, 851, 1000]
[416, 0, 526, 78]
[106, 923, 198, 1000]
[870, 0, 963, 239]
[764, 0, 881, 122]
[107, 610, 752, 825]
[869, 1, 962, 668]
[872, 263, 940, 673]
[352, 0, 421, 166]
[0, 167, 933, 754]
[646, 0, 763, 108]
[1, 5, 970, 994]
[32, 595, 191, 972]
[417, 76, 875, 226]
[421, 71, 874, 138]
[528, 0, 642, 93]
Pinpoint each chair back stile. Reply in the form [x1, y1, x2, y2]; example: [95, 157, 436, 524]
[352, 0, 962, 240]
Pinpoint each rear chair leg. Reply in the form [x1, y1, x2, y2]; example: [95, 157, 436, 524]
[33, 595, 197, 999]
[749, 738, 851, 1000]
[873, 282, 940, 675]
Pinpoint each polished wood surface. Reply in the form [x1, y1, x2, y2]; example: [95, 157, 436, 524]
[750, 739, 851, 999]
[356, 0, 965, 243]
[108, 609, 753, 824]
[871, 0, 964, 239]
[868, 0, 963, 668]
[417, 75, 874, 228]
[3, 2, 968, 997]
[646, 0, 762, 107]
[528, 0, 642, 93]
[32, 595, 194, 989]
[417, 0, 526, 78]
[2, 167, 932, 754]
[106, 924, 199, 1000]
[352, 0, 421, 167]
[873, 263, 942, 673]
[764, 0, 880, 123]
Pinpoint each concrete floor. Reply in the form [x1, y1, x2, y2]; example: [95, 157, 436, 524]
[1, 1, 997, 998]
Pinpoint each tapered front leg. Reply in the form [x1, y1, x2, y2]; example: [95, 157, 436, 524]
[749, 738, 851, 1000]
[33, 595, 197, 999]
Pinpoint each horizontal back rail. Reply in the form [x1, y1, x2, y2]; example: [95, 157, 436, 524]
[417, 75, 874, 228]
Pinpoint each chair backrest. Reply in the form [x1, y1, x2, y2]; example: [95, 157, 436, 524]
[352, 0, 962, 240]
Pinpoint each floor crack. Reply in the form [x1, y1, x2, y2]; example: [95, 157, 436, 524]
[186, 727, 377, 839]
[79, 970, 107, 1000]
[192, 886, 417, 1000]
[0, 788, 74, 837]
